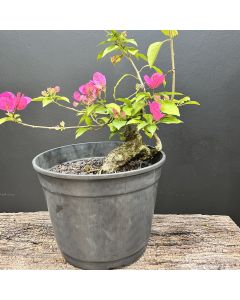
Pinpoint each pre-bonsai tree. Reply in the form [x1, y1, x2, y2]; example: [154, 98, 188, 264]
[0, 30, 199, 269]
[0, 30, 199, 173]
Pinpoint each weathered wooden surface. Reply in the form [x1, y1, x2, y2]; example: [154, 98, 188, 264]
[0, 212, 240, 269]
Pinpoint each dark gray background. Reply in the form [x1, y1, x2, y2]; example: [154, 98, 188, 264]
[0, 31, 240, 225]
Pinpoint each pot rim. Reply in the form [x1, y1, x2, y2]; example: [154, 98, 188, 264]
[32, 141, 166, 180]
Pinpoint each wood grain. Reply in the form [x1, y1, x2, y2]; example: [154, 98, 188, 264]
[0, 212, 240, 269]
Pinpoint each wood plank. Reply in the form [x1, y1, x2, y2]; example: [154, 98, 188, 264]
[0, 212, 239, 269]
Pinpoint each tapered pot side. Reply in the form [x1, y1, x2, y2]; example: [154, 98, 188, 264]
[32, 141, 166, 269]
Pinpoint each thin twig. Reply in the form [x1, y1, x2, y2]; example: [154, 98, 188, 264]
[170, 34, 176, 100]
[17, 121, 102, 130]
[53, 101, 83, 113]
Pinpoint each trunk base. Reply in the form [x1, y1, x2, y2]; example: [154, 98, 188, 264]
[100, 134, 156, 173]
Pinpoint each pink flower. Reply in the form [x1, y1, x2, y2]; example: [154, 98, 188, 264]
[112, 108, 119, 118]
[73, 91, 88, 105]
[73, 91, 81, 102]
[0, 92, 31, 112]
[79, 81, 98, 98]
[73, 72, 106, 106]
[74, 81, 98, 106]
[73, 101, 79, 107]
[42, 86, 60, 97]
[92, 72, 106, 92]
[54, 86, 60, 93]
[144, 73, 165, 89]
[112, 108, 126, 119]
[148, 101, 165, 121]
[153, 94, 161, 101]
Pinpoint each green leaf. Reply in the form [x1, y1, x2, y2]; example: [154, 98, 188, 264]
[159, 91, 184, 96]
[147, 42, 163, 68]
[0, 117, 12, 125]
[132, 100, 146, 115]
[108, 123, 117, 133]
[135, 53, 148, 62]
[173, 97, 200, 106]
[79, 114, 86, 124]
[97, 50, 104, 60]
[144, 130, 152, 138]
[127, 118, 142, 125]
[137, 121, 147, 131]
[106, 103, 121, 113]
[77, 109, 86, 116]
[122, 106, 132, 116]
[32, 97, 46, 102]
[145, 124, 157, 137]
[159, 116, 183, 124]
[42, 99, 53, 107]
[85, 116, 92, 125]
[107, 30, 117, 36]
[75, 127, 90, 139]
[128, 47, 138, 55]
[98, 99, 107, 104]
[99, 117, 110, 124]
[184, 101, 200, 105]
[160, 100, 180, 116]
[102, 45, 119, 57]
[125, 38, 138, 46]
[54, 96, 70, 103]
[134, 92, 150, 102]
[98, 40, 109, 45]
[151, 65, 164, 74]
[79, 112, 93, 125]
[179, 96, 190, 102]
[98, 45, 119, 60]
[161, 30, 178, 38]
[98, 38, 116, 45]
[94, 106, 108, 114]
[117, 98, 132, 106]
[112, 119, 127, 130]
[86, 104, 97, 116]
[143, 114, 153, 124]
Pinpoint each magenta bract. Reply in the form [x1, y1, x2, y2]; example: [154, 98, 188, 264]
[92, 72, 106, 91]
[144, 73, 165, 89]
[73, 72, 106, 106]
[0, 92, 31, 112]
[148, 101, 165, 121]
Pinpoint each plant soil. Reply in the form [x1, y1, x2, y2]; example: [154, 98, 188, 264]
[50, 154, 159, 175]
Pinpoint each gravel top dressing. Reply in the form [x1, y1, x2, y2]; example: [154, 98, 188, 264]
[50, 156, 154, 175]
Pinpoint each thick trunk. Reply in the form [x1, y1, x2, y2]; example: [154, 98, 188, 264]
[100, 132, 152, 173]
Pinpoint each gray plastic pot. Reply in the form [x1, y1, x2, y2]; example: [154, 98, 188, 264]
[32, 141, 166, 269]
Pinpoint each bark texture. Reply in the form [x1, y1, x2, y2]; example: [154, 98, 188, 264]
[100, 133, 151, 173]
[0, 212, 240, 270]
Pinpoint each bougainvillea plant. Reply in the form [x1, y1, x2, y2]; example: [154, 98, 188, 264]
[0, 30, 199, 173]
